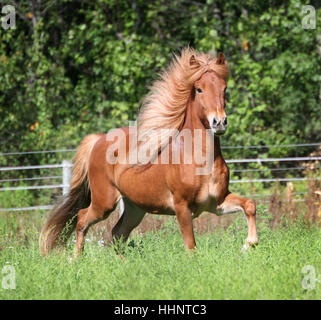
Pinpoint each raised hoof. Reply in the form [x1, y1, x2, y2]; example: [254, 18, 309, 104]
[241, 241, 258, 253]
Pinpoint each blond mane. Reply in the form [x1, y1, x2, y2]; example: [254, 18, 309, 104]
[135, 47, 229, 163]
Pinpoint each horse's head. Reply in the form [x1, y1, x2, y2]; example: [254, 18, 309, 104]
[191, 53, 228, 135]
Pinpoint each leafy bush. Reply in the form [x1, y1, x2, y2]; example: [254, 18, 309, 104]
[0, 0, 320, 164]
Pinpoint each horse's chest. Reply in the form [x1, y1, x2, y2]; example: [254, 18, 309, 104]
[193, 176, 225, 216]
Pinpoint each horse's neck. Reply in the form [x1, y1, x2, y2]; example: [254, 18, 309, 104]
[183, 99, 223, 160]
[214, 136, 222, 159]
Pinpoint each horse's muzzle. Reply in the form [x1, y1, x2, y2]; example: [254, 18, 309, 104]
[212, 116, 227, 135]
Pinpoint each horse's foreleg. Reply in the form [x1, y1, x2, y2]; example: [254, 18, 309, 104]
[174, 201, 196, 250]
[217, 193, 258, 247]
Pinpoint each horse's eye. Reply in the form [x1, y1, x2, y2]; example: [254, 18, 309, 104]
[196, 88, 202, 93]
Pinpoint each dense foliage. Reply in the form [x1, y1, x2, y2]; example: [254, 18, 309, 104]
[0, 0, 320, 167]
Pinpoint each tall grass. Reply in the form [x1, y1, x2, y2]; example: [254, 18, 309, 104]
[1, 206, 321, 300]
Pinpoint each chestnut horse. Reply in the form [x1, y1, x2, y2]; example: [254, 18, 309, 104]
[39, 48, 258, 256]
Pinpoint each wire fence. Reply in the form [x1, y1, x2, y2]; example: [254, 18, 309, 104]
[0, 143, 320, 212]
[1, 142, 320, 156]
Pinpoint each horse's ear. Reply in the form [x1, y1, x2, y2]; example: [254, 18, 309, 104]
[216, 52, 225, 65]
[190, 55, 200, 67]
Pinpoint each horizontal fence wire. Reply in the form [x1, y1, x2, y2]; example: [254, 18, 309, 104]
[0, 163, 73, 171]
[0, 156, 320, 172]
[1, 177, 319, 192]
[226, 156, 321, 164]
[230, 166, 320, 173]
[0, 176, 62, 183]
[230, 177, 320, 184]
[0, 205, 54, 212]
[0, 142, 320, 156]
[0, 143, 320, 211]
[222, 142, 321, 149]
[0, 149, 75, 156]
[0, 184, 69, 192]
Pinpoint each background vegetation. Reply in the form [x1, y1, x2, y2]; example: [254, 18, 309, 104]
[0, 0, 320, 166]
[1, 0, 320, 209]
[0, 0, 321, 300]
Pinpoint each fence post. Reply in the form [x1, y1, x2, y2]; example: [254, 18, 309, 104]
[62, 160, 72, 195]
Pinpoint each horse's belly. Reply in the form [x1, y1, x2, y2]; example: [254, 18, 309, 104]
[130, 190, 175, 215]
[116, 166, 175, 214]
[121, 187, 175, 215]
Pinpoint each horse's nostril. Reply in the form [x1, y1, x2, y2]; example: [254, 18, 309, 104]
[213, 118, 218, 126]
[212, 117, 226, 128]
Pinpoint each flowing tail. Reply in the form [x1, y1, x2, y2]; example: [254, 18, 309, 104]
[39, 134, 103, 255]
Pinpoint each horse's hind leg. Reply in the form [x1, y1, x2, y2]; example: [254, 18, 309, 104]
[111, 198, 146, 246]
[74, 185, 120, 257]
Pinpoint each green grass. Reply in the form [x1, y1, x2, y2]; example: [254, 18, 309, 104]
[1, 210, 321, 300]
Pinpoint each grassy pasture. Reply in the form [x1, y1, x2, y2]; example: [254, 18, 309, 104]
[1, 205, 321, 300]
